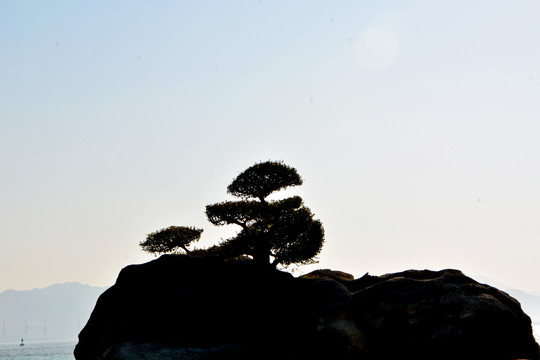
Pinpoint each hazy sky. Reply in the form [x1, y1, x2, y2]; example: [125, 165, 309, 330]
[1, 1, 539, 294]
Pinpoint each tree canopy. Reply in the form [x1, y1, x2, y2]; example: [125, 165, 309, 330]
[140, 160, 325, 267]
[205, 161, 324, 266]
[140, 226, 203, 255]
[227, 161, 303, 201]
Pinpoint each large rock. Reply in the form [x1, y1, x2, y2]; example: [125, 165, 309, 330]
[75, 255, 539, 360]
[346, 269, 540, 359]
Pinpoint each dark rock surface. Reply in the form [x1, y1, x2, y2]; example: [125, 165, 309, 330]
[75, 255, 539, 360]
[346, 269, 539, 359]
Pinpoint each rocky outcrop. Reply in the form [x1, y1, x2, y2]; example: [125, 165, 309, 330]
[345, 269, 539, 359]
[75, 255, 539, 360]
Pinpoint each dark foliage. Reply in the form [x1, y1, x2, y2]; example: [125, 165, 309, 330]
[205, 161, 324, 266]
[227, 160, 303, 201]
[140, 226, 202, 255]
[206, 196, 303, 228]
[139, 161, 324, 267]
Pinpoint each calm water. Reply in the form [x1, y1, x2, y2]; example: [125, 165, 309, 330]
[0, 341, 76, 360]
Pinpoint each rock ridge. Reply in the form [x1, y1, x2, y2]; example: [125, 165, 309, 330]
[75, 255, 540, 360]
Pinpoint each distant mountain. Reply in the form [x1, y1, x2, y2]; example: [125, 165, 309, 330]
[471, 275, 540, 325]
[0, 282, 108, 343]
[503, 289, 540, 325]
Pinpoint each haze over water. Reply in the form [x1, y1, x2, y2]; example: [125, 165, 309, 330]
[0, 340, 75, 360]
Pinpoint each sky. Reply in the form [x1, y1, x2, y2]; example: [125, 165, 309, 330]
[1, 1, 539, 294]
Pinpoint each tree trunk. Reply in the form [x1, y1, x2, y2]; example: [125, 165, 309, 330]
[252, 197, 270, 265]
[254, 235, 270, 265]
[181, 245, 191, 254]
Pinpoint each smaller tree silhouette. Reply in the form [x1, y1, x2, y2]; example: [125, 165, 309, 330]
[140, 226, 203, 255]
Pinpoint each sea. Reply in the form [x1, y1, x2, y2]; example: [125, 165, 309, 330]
[0, 327, 539, 359]
[0, 341, 76, 360]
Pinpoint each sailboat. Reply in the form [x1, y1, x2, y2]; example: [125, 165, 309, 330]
[20, 338, 24, 346]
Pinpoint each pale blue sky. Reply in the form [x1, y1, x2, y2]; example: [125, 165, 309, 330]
[1, 1, 539, 293]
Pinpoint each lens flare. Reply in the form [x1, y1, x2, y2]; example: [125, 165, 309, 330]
[355, 25, 400, 70]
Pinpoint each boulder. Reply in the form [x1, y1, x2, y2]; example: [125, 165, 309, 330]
[347, 269, 539, 359]
[75, 255, 539, 360]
